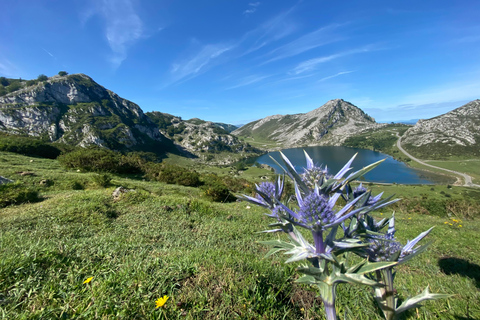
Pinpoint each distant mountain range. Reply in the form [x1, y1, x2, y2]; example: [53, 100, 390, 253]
[1, 73, 478, 160]
[232, 99, 385, 147]
[0, 74, 255, 160]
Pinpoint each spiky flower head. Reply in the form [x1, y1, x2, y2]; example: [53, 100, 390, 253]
[366, 233, 402, 262]
[302, 165, 330, 188]
[297, 192, 336, 229]
[353, 183, 383, 206]
[255, 182, 276, 202]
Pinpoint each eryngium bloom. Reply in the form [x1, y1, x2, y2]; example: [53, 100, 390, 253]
[255, 182, 276, 203]
[302, 164, 330, 188]
[353, 183, 383, 206]
[297, 192, 335, 228]
[366, 234, 402, 262]
[364, 215, 434, 263]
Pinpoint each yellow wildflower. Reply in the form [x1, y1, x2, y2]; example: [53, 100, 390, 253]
[444, 222, 448, 224]
[459, 225, 462, 227]
[156, 295, 169, 308]
[83, 277, 93, 284]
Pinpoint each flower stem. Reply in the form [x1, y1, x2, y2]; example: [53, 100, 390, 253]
[374, 268, 396, 320]
[321, 283, 338, 320]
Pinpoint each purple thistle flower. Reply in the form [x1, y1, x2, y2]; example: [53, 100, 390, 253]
[366, 233, 402, 262]
[365, 215, 434, 263]
[353, 183, 384, 206]
[297, 192, 336, 229]
[255, 182, 276, 202]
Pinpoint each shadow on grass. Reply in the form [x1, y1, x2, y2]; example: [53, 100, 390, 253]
[438, 257, 480, 288]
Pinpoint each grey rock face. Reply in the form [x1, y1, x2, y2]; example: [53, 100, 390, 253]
[402, 100, 480, 147]
[233, 99, 384, 147]
[0, 74, 164, 150]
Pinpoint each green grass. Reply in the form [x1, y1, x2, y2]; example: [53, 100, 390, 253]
[424, 159, 480, 184]
[0, 151, 479, 319]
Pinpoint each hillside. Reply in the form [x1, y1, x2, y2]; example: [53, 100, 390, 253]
[146, 112, 261, 163]
[0, 74, 249, 162]
[402, 99, 480, 159]
[0, 74, 171, 153]
[232, 99, 385, 148]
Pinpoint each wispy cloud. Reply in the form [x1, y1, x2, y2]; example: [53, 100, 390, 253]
[239, 5, 298, 56]
[83, 0, 145, 68]
[226, 74, 270, 90]
[0, 59, 19, 77]
[261, 24, 346, 64]
[170, 44, 234, 84]
[244, 2, 261, 15]
[319, 70, 354, 82]
[291, 45, 377, 75]
[42, 48, 57, 60]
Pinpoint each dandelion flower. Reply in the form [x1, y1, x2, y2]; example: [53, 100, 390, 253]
[83, 277, 93, 284]
[156, 295, 169, 308]
[459, 225, 462, 227]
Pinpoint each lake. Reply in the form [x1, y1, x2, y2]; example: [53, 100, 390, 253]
[251, 146, 447, 184]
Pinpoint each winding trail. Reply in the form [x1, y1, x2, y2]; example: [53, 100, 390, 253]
[395, 133, 479, 188]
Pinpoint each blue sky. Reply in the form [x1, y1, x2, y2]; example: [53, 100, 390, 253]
[1, 1, 479, 125]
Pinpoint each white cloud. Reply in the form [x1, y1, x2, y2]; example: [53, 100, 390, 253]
[226, 74, 270, 90]
[291, 45, 378, 75]
[261, 24, 346, 64]
[0, 59, 19, 77]
[83, 0, 145, 68]
[170, 44, 234, 83]
[319, 71, 354, 82]
[239, 6, 298, 56]
[244, 2, 261, 15]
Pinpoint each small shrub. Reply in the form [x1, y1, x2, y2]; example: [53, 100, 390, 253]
[201, 174, 235, 202]
[0, 135, 62, 159]
[69, 181, 85, 190]
[37, 74, 48, 81]
[122, 190, 150, 204]
[0, 183, 40, 208]
[144, 163, 201, 187]
[92, 173, 112, 188]
[58, 148, 144, 174]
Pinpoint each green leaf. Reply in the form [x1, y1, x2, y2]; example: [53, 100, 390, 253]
[343, 159, 385, 184]
[395, 286, 452, 315]
[347, 260, 397, 274]
[397, 242, 431, 265]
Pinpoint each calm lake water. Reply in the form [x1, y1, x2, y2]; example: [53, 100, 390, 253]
[251, 146, 440, 184]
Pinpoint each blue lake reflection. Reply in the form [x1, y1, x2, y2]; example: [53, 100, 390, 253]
[252, 146, 435, 184]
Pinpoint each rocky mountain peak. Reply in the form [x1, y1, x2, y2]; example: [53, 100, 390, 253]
[233, 99, 382, 148]
[402, 99, 480, 158]
[0, 73, 165, 151]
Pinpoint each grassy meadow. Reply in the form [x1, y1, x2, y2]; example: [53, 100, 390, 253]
[0, 151, 479, 319]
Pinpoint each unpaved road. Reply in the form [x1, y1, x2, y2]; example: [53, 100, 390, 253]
[395, 133, 479, 188]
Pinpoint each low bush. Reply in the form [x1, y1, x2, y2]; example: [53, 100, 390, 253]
[0, 135, 62, 159]
[201, 174, 236, 202]
[0, 183, 40, 208]
[58, 148, 144, 174]
[144, 163, 201, 187]
[92, 173, 112, 188]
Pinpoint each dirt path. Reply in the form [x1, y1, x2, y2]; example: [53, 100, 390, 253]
[395, 133, 480, 188]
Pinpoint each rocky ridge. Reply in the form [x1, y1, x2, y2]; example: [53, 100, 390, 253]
[0, 74, 165, 151]
[401, 99, 480, 157]
[233, 99, 385, 147]
[146, 112, 260, 162]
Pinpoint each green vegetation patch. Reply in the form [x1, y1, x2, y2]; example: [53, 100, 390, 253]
[0, 151, 479, 319]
